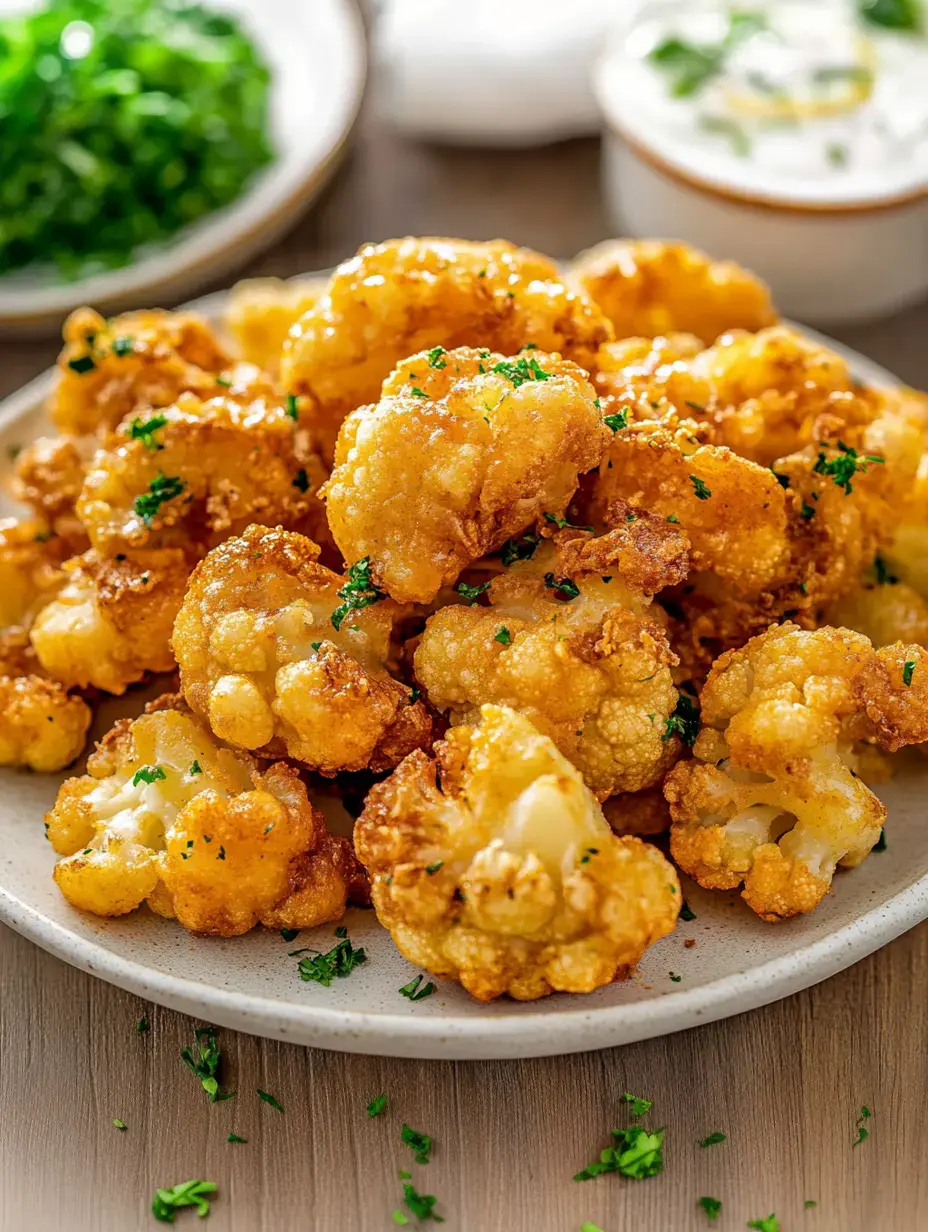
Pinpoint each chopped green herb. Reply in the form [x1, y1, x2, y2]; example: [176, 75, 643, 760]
[128, 414, 168, 451]
[622, 1093, 653, 1117]
[367, 1093, 388, 1118]
[544, 572, 580, 601]
[813, 441, 883, 494]
[292, 468, 310, 493]
[132, 764, 166, 787]
[285, 393, 299, 420]
[903, 660, 916, 687]
[699, 114, 751, 156]
[666, 514, 679, 524]
[181, 1026, 233, 1104]
[332, 558, 386, 631]
[801, 502, 817, 520]
[425, 862, 443, 875]
[427, 346, 447, 369]
[399, 974, 436, 1001]
[298, 936, 367, 986]
[257, 1089, 284, 1113]
[680, 899, 697, 921]
[188, 761, 202, 777]
[402, 1183, 443, 1222]
[574, 1124, 665, 1181]
[280, 928, 299, 943]
[402, 1124, 432, 1165]
[663, 693, 700, 745]
[859, 0, 922, 30]
[854, 1105, 871, 1145]
[500, 532, 539, 566]
[649, 9, 765, 97]
[133, 474, 186, 527]
[699, 1197, 722, 1221]
[699, 1132, 726, 1147]
[410, 387, 429, 399]
[805, 1200, 817, 1209]
[215, 374, 232, 388]
[112, 336, 134, 358]
[227, 1133, 247, 1143]
[152, 1180, 217, 1224]
[455, 581, 491, 605]
[873, 554, 898, 585]
[689, 474, 712, 500]
[543, 512, 593, 532]
[393, 1212, 409, 1226]
[494, 626, 511, 646]
[771, 470, 790, 489]
[825, 141, 850, 167]
[873, 828, 886, 852]
[136, 1015, 150, 1034]
[747, 1217, 779, 1232]
[491, 357, 551, 387]
[409, 685, 421, 705]
[67, 354, 95, 375]
[604, 408, 629, 433]
[669, 972, 682, 983]
[112, 1117, 127, 1131]
[581, 1225, 605, 1232]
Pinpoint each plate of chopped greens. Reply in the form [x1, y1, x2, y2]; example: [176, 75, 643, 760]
[0, 0, 365, 334]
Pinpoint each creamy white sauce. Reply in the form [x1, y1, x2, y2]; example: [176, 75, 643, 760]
[600, 0, 928, 204]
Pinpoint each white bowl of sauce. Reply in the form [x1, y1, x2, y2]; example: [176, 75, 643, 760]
[594, 0, 928, 324]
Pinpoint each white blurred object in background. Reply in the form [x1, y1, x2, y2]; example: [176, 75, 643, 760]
[373, 0, 624, 145]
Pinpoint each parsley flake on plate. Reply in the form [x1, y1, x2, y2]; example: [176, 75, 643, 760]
[331, 557, 386, 631]
[297, 935, 367, 986]
[401, 1124, 432, 1165]
[680, 900, 697, 921]
[574, 1125, 665, 1181]
[180, 1026, 234, 1104]
[399, 974, 436, 1001]
[873, 829, 887, 852]
[151, 1180, 217, 1224]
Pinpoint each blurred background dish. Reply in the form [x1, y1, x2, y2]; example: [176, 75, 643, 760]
[0, 0, 365, 335]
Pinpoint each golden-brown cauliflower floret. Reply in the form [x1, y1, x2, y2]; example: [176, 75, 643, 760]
[174, 525, 431, 774]
[592, 332, 705, 409]
[569, 239, 777, 346]
[224, 276, 326, 376]
[665, 624, 928, 921]
[602, 788, 671, 838]
[13, 435, 95, 545]
[282, 237, 613, 457]
[76, 390, 329, 555]
[355, 704, 680, 1001]
[0, 517, 71, 632]
[825, 569, 928, 649]
[414, 517, 689, 799]
[0, 633, 92, 772]
[879, 387, 928, 599]
[325, 347, 608, 604]
[50, 307, 232, 437]
[30, 549, 189, 694]
[47, 700, 366, 934]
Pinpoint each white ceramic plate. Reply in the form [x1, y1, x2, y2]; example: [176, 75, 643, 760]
[0, 0, 366, 336]
[1, 300, 926, 1060]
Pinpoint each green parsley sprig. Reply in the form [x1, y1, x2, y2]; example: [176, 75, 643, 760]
[152, 1180, 217, 1223]
[574, 1124, 665, 1181]
[295, 935, 367, 986]
[180, 1026, 234, 1103]
[331, 558, 386, 632]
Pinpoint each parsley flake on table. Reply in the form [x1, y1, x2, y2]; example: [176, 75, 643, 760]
[622, 1093, 653, 1117]
[747, 1216, 779, 1232]
[699, 1196, 722, 1221]
[151, 1180, 217, 1224]
[112, 1118, 127, 1131]
[257, 1089, 284, 1113]
[699, 1132, 726, 1147]
[399, 974, 436, 1001]
[854, 1105, 871, 1145]
[180, 1026, 234, 1103]
[492, 357, 551, 387]
[804, 1200, 817, 1208]
[689, 474, 712, 500]
[574, 1125, 665, 1181]
[227, 1133, 247, 1144]
[297, 935, 367, 986]
[813, 441, 883, 494]
[132, 765, 166, 787]
[500, 532, 539, 566]
[455, 581, 491, 605]
[392, 1213, 409, 1226]
[133, 474, 186, 527]
[544, 572, 580, 601]
[331, 557, 386, 631]
[402, 1183, 444, 1222]
[402, 1124, 433, 1165]
[367, 1094, 388, 1118]
[136, 1015, 150, 1034]
[128, 414, 168, 451]
[604, 408, 629, 432]
[581, 1225, 605, 1232]
[663, 693, 700, 745]
[903, 660, 917, 687]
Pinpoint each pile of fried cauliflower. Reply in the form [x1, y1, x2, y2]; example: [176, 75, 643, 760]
[6, 236, 928, 1002]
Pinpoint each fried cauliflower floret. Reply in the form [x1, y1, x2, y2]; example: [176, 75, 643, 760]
[0, 518, 70, 632]
[30, 549, 189, 694]
[282, 237, 613, 457]
[602, 788, 671, 838]
[48, 701, 365, 934]
[325, 347, 609, 604]
[825, 572, 928, 649]
[414, 517, 689, 799]
[0, 633, 91, 772]
[355, 704, 680, 1001]
[51, 307, 232, 437]
[664, 624, 928, 921]
[174, 525, 431, 773]
[76, 390, 329, 555]
[13, 435, 95, 544]
[569, 239, 777, 346]
[592, 332, 704, 408]
[224, 276, 326, 376]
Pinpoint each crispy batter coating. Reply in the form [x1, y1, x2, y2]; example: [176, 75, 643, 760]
[569, 239, 777, 345]
[0, 633, 92, 772]
[174, 525, 431, 773]
[325, 346, 608, 604]
[224, 276, 326, 376]
[282, 237, 613, 456]
[51, 307, 232, 437]
[13, 435, 95, 544]
[30, 548, 189, 694]
[76, 389, 330, 555]
[355, 704, 680, 1001]
[826, 576, 928, 648]
[602, 788, 671, 838]
[0, 518, 70, 632]
[665, 623, 928, 920]
[592, 332, 704, 407]
[414, 520, 688, 798]
[48, 701, 366, 934]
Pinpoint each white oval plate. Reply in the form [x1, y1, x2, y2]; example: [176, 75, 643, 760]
[0, 0, 365, 336]
[1, 297, 925, 1060]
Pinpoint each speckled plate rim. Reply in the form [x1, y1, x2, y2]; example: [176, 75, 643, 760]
[1, 289, 926, 1059]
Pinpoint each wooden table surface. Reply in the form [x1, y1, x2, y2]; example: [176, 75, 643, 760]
[3, 89, 928, 1232]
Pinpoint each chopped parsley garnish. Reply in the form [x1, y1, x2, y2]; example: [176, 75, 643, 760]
[801, 502, 817, 520]
[181, 1026, 234, 1103]
[873, 828, 886, 852]
[331, 558, 386, 631]
[425, 862, 443, 875]
[680, 900, 697, 921]
[826, 141, 850, 167]
[409, 685, 421, 705]
[227, 1133, 247, 1143]
[543, 512, 593, 531]
[410, 387, 429, 399]
[669, 972, 682, 983]
[399, 974, 436, 1001]
[188, 760, 202, 776]
[298, 936, 367, 985]
[402, 1183, 443, 1222]
[285, 393, 300, 420]
[136, 1016, 150, 1034]
[574, 1125, 665, 1181]
[581, 1225, 605, 1232]
[491, 356, 551, 387]
[112, 336, 134, 357]
[215, 374, 232, 388]
[367, 1094, 388, 1118]
[291, 468, 310, 493]
[604, 408, 629, 433]
[873, 555, 898, 585]
[804, 1200, 817, 1209]
[648, 10, 766, 97]
[152, 1180, 217, 1223]
[401, 1124, 432, 1165]
[747, 1216, 779, 1232]
[67, 353, 95, 375]
[813, 441, 883, 494]
[133, 473, 186, 527]
[699, 1131, 726, 1147]
[663, 693, 700, 745]
[393, 1212, 409, 1226]
[698, 1197, 722, 1221]
[500, 532, 539, 566]
[859, 0, 921, 31]
[427, 346, 447, 369]
[544, 572, 580, 601]
[688, 474, 712, 500]
[113, 1117, 127, 1131]
[128, 414, 168, 451]
[455, 580, 491, 605]
[132, 764, 166, 787]
[854, 1105, 871, 1146]
[622, 1093, 653, 1117]
[257, 1089, 284, 1113]
[903, 659, 917, 687]
[494, 626, 511, 646]
[280, 928, 300, 943]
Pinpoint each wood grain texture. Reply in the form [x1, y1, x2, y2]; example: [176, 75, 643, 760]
[3, 67, 928, 1232]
